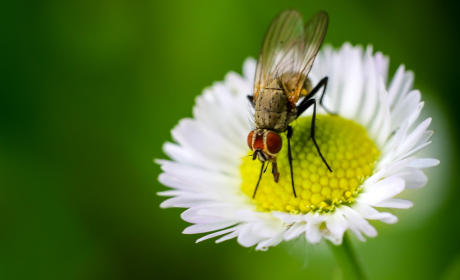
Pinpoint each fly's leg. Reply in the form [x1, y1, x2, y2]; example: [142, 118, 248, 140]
[287, 126, 297, 197]
[264, 162, 269, 173]
[272, 162, 280, 183]
[297, 99, 333, 172]
[297, 77, 336, 118]
[253, 162, 265, 198]
[317, 77, 335, 115]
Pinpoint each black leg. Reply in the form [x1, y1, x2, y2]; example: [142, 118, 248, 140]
[253, 162, 265, 198]
[297, 77, 335, 118]
[303, 99, 333, 172]
[263, 162, 269, 173]
[247, 95, 254, 103]
[287, 126, 297, 197]
[272, 162, 279, 182]
[317, 78, 333, 114]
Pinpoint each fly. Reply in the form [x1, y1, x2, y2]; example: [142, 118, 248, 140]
[247, 10, 334, 198]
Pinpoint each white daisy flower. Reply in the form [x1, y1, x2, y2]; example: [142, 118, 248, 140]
[157, 43, 439, 250]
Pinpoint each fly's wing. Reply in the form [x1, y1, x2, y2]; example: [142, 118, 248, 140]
[283, 11, 329, 105]
[253, 10, 304, 102]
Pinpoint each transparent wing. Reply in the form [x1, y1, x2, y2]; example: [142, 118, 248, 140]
[253, 10, 304, 102]
[284, 11, 329, 104]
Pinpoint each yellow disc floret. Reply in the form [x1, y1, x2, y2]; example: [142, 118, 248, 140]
[240, 115, 379, 214]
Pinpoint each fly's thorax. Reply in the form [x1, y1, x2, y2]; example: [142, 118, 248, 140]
[254, 79, 296, 132]
[247, 129, 282, 162]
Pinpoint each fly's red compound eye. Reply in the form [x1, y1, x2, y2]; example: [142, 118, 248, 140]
[266, 132, 282, 154]
[247, 131, 255, 150]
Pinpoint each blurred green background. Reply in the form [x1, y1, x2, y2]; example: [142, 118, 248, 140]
[1, 0, 459, 279]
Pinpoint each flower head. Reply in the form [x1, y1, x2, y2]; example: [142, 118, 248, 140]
[157, 43, 439, 250]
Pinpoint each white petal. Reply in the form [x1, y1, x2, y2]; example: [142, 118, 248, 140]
[388, 65, 414, 108]
[378, 158, 413, 179]
[237, 224, 264, 247]
[388, 65, 406, 105]
[395, 141, 432, 162]
[225, 71, 249, 94]
[390, 90, 421, 132]
[376, 79, 391, 147]
[346, 222, 366, 242]
[160, 196, 210, 208]
[352, 203, 398, 224]
[359, 177, 405, 205]
[407, 158, 440, 169]
[157, 190, 185, 197]
[359, 47, 379, 127]
[252, 221, 282, 238]
[183, 221, 238, 234]
[193, 91, 248, 146]
[415, 130, 434, 147]
[395, 118, 432, 159]
[234, 210, 263, 222]
[368, 77, 390, 147]
[303, 213, 328, 244]
[325, 212, 348, 245]
[216, 230, 240, 243]
[243, 57, 256, 83]
[158, 173, 237, 200]
[196, 226, 241, 243]
[157, 160, 239, 189]
[181, 207, 236, 224]
[338, 45, 364, 119]
[197, 207, 249, 220]
[172, 118, 242, 166]
[374, 198, 413, 209]
[374, 51, 389, 83]
[396, 167, 428, 189]
[305, 222, 323, 244]
[407, 102, 424, 128]
[255, 230, 286, 251]
[272, 211, 303, 224]
[162, 142, 196, 166]
[377, 121, 409, 168]
[305, 212, 328, 224]
[338, 206, 377, 238]
[284, 222, 306, 241]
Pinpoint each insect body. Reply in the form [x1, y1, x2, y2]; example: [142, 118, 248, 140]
[247, 10, 333, 198]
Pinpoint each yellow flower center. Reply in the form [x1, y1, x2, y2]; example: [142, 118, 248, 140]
[240, 115, 380, 214]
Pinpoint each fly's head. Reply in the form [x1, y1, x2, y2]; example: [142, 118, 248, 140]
[247, 129, 282, 182]
[247, 129, 282, 163]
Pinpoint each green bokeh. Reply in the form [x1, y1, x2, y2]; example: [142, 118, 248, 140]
[1, 0, 459, 279]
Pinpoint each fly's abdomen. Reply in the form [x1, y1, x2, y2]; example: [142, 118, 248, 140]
[254, 89, 289, 132]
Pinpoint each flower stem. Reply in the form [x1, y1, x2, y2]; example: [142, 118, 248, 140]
[328, 233, 367, 280]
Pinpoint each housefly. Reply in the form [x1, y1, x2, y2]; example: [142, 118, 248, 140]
[247, 10, 333, 198]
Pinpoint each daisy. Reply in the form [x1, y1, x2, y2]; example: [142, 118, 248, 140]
[157, 43, 439, 251]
